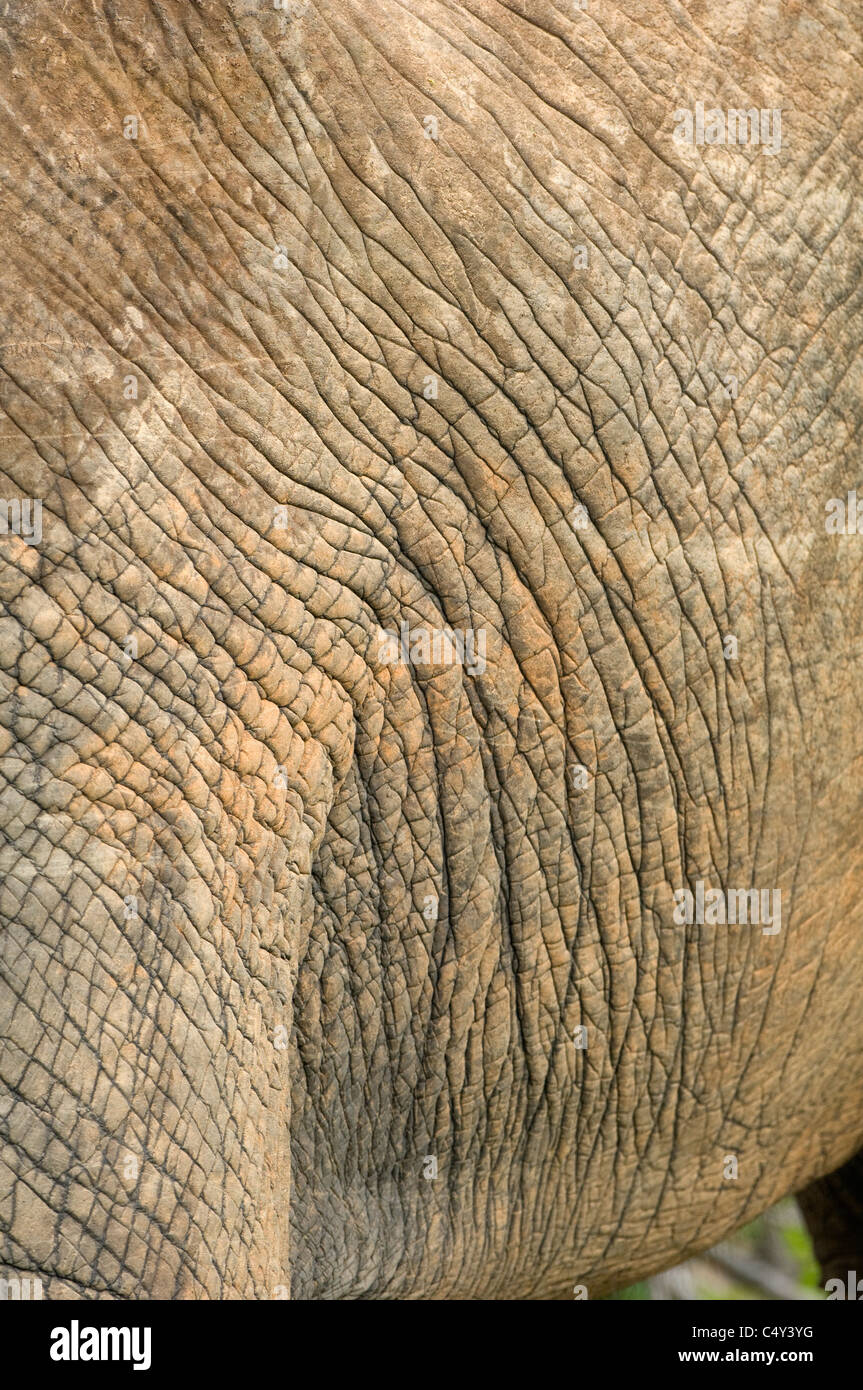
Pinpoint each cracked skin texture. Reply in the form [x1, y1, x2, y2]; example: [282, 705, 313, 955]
[0, 0, 862, 1301]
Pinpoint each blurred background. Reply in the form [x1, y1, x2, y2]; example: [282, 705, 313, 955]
[608, 1198, 823, 1300]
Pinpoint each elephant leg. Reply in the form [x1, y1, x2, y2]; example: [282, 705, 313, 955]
[0, 398, 305, 1293]
[0, 628, 299, 1298]
[798, 1150, 863, 1292]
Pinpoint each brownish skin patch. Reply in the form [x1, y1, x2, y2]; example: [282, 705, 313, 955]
[0, 1, 862, 1299]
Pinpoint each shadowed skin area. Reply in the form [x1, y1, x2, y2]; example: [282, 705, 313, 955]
[0, 0, 862, 1300]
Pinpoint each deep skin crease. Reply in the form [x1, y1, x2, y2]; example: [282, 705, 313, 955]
[1, 0, 863, 1300]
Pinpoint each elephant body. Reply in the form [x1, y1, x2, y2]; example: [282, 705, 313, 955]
[1, 0, 863, 1299]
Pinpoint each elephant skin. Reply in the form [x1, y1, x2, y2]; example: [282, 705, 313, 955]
[1, 0, 863, 1300]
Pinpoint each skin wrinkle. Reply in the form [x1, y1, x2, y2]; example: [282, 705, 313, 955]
[0, 0, 861, 1301]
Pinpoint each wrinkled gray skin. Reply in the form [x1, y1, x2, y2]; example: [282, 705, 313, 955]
[1, 0, 863, 1301]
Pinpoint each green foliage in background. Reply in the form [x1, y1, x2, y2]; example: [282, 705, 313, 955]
[606, 1199, 822, 1301]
